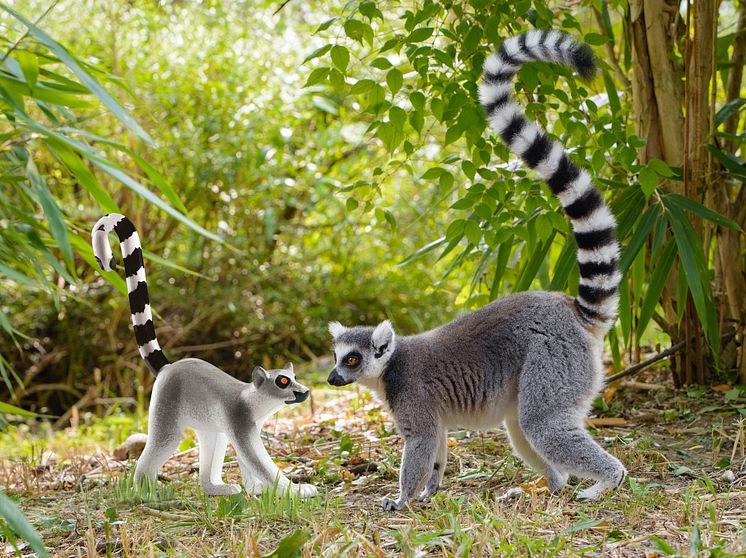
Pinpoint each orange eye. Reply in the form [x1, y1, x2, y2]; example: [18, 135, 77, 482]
[275, 375, 291, 388]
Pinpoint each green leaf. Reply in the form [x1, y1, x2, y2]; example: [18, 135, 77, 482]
[583, 33, 609, 46]
[315, 17, 338, 33]
[549, 237, 577, 291]
[706, 144, 746, 181]
[636, 240, 677, 337]
[602, 71, 621, 115]
[302, 44, 331, 64]
[16, 50, 39, 91]
[0, 263, 38, 289]
[619, 204, 658, 273]
[663, 193, 741, 230]
[638, 166, 658, 198]
[648, 159, 674, 177]
[26, 158, 74, 274]
[370, 57, 392, 70]
[262, 529, 309, 558]
[405, 27, 434, 43]
[386, 68, 403, 94]
[344, 19, 365, 42]
[715, 97, 745, 126]
[515, 230, 557, 291]
[667, 204, 717, 351]
[0, 401, 38, 417]
[1, 5, 153, 145]
[304, 67, 329, 87]
[0, 492, 50, 558]
[464, 220, 482, 245]
[46, 141, 119, 213]
[330, 45, 349, 71]
[397, 236, 447, 267]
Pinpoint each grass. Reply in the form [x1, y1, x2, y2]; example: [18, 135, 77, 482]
[1, 371, 745, 557]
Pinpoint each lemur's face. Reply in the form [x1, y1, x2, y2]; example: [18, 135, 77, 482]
[327, 321, 395, 387]
[252, 364, 310, 404]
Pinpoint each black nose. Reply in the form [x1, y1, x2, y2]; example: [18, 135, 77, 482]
[326, 368, 351, 387]
[293, 390, 309, 403]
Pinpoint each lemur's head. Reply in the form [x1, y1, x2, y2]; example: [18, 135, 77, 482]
[252, 363, 310, 405]
[327, 320, 395, 387]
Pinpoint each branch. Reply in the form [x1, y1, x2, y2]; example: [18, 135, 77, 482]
[607, 330, 737, 383]
[273, 0, 292, 15]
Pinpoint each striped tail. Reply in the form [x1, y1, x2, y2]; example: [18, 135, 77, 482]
[478, 29, 620, 334]
[91, 213, 170, 374]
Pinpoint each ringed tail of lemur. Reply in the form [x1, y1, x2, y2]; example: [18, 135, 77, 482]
[327, 29, 626, 512]
[92, 213, 170, 374]
[479, 29, 620, 334]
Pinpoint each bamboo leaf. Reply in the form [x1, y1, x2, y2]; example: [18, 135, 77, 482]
[0, 4, 154, 145]
[636, 240, 677, 337]
[514, 230, 556, 292]
[663, 193, 741, 230]
[619, 204, 658, 273]
[549, 236, 577, 291]
[397, 236, 447, 267]
[25, 158, 75, 274]
[667, 205, 718, 352]
[0, 492, 50, 558]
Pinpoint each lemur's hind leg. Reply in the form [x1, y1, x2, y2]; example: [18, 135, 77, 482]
[134, 416, 180, 487]
[231, 427, 317, 498]
[504, 406, 568, 493]
[517, 344, 626, 500]
[196, 430, 241, 496]
[419, 427, 448, 501]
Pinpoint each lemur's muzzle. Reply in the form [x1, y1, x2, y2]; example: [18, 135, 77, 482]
[286, 390, 310, 404]
[327, 369, 353, 387]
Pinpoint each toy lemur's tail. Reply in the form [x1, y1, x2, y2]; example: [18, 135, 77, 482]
[92, 214, 170, 374]
[478, 30, 620, 334]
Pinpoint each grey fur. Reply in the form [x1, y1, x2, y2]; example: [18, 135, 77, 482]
[327, 30, 626, 511]
[135, 359, 317, 498]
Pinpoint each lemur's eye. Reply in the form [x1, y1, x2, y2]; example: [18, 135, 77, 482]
[333, 351, 337, 363]
[275, 375, 291, 389]
[344, 355, 359, 366]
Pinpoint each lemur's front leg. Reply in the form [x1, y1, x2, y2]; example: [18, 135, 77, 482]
[383, 431, 438, 511]
[419, 428, 448, 501]
[232, 428, 317, 498]
[196, 430, 241, 496]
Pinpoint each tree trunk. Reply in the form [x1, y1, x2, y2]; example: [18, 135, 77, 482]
[629, 0, 743, 385]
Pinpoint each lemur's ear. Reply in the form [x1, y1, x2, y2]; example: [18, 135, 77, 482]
[252, 366, 268, 387]
[285, 362, 294, 373]
[372, 320, 395, 359]
[328, 321, 346, 338]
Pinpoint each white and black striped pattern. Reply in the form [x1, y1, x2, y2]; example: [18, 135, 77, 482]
[91, 213, 170, 374]
[479, 29, 619, 332]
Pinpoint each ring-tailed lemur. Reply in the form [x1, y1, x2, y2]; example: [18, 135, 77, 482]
[327, 30, 625, 510]
[92, 214, 317, 498]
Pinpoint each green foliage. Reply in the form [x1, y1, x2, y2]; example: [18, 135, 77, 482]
[1, 1, 457, 413]
[0, 492, 49, 558]
[309, 0, 743, 366]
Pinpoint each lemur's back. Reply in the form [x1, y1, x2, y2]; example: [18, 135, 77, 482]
[390, 291, 593, 423]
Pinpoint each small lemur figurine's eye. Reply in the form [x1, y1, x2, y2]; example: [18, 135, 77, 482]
[344, 355, 359, 366]
[275, 375, 291, 389]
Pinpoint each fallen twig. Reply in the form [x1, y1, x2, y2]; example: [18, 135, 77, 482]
[607, 331, 737, 383]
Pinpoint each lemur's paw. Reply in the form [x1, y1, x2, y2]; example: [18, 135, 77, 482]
[203, 483, 242, 496]
[496, 487, 526, 501]
[382, 496, 405, 511]
[293, 483, 318, 498]
[417, 487, 438, 502]
[576, 469, 626, 500]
